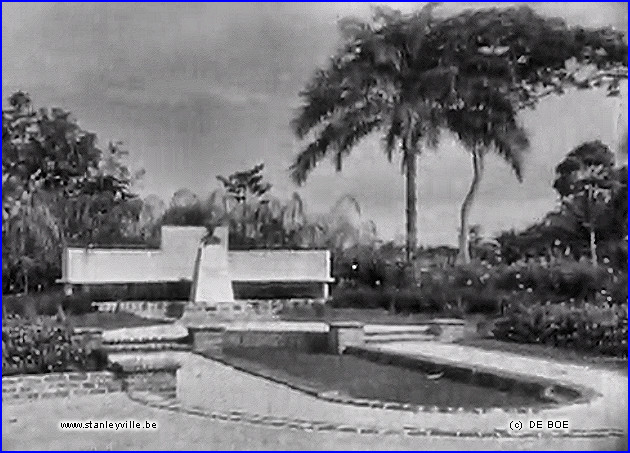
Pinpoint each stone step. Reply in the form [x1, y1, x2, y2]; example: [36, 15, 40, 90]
[363, 324, 430, 335]
[364, 333, 435, 343]
[103, 342, 192, 353]
[102, 324, 189, 344]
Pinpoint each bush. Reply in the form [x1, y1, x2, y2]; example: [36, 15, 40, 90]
[2, 317, 109, 375]
[330, 287, 388, 310]
[61, 293, 95, 316]
[493, 260, 610, 299]
[493, 301, 628, 357]
[330, 287, 443, 313]
[3, 291, 64, 318]
[3, 291, 94, 318]
[165, 301, 185, 319]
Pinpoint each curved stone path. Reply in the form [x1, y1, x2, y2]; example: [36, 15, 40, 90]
[3, 342, 627, 450]
[3, 393, 623, 450]
[111, 344, 627, 440]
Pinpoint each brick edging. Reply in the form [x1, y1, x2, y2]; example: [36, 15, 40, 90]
[201, 352, 565, 416]
[127, 391, 625, 439]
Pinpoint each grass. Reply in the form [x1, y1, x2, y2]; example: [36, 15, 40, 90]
[215, 348, 545, 409]
[280, 307, 628, 373]
[279, 307, 445, 325]
[461, 338, 628, 374]
[67, 312, 171, 331]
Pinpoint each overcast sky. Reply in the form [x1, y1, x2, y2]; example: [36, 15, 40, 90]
[2, 2, 627, 245]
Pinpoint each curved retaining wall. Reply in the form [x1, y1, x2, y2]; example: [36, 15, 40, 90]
[2, 362, 180, 404]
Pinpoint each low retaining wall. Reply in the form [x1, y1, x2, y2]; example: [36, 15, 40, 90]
[346, 346, 593, 406]
[95, 298, 326, 320]
[188, 319, 465, 355]
[223, 330, 328, 352]
[2, 371, 121, 402]
[71, 327, 103, 352]
[117, 362, 179, 400]
[3, 362, 180, 403]
[190, 325, 328, 354]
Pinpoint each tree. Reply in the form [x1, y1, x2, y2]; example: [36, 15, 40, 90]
[447, 85, 529, 263]
[553, 141, 622, 266]
[216, 163, 272, 245]
[291, 4, 627, 265]
[426, 6, 626, 263]
[291, 4, 449, 263]
[497, 142, 627, 266]
[2, 92, 141, 292]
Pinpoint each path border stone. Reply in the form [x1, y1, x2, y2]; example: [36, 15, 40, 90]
[127, 390, 625, 440]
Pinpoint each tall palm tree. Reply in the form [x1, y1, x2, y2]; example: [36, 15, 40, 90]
[290, 5, 454, 263]
[447, 86, 529, 264]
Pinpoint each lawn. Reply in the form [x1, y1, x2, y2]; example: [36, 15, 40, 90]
[280, 307, 628, 373]
[67, 312, 171, 331]
[280, 307, 441, 325]
[213, 348, 546, 410]
[461, 338, 628, 374]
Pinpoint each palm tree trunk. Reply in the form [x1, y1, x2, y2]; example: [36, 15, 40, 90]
[585, 185, 597, 267]
[458, 147, 484, 264]
[404, 148, 418, 263]
[589, 227, 597, 267]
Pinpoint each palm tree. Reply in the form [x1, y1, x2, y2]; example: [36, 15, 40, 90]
[290, 5, 453, 263]
[447, 87, 529, 264]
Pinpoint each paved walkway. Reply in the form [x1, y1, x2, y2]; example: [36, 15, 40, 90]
[372, 342, 628, 433]
[110, 342, 627, 438]
[4, 393, 622, 450]
[4, 341, 627, 450]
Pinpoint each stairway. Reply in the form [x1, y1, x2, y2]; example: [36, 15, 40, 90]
[363, 325, 435, 345]
[102, 324, 192, 353]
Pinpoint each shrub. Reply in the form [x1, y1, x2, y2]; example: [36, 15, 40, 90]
[61, 293, 94, 316]
[330, 287, 443, 313]
[165, 301, 185, 319]
[3, 291, 94, 318]
[605, 272, 628, 305]
[2, 317, 109, 375]
[330, 287, 388, 309]
[330, 259, 626, 316]
[493, 260, 610, 299]
[493, 301, 628, 357]
[3, 291, 63, 318]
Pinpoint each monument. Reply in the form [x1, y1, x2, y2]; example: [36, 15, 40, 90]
[190, 226, 235, 304]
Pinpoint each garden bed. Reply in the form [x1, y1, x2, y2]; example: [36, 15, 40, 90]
[68, 312, 171, 331]
[209, 348, 566, 410]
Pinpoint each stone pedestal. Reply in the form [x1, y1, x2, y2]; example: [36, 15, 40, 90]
[328, 321, 364, 354]
[189, 326, 225, 354]
[191, 227, 234, 304]
[116, 361, 180, 400]
[429, 318, 465, 343]
[71, 327, 103, 353]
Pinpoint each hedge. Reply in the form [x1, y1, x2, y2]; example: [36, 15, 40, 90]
[493, 301, 628, 357]
[3, 292, 94, 319]
[2, 317, 108, 376]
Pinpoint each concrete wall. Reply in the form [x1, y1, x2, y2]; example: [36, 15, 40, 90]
[228, 250, 332, 282]
[62, 226, 331, 286]
[64, 226, 206, 284]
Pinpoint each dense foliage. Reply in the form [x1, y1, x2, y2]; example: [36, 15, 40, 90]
[2, 316, 108, 376]
[290, 4, 627, 263]
[333, 257, 626, 315]
[3, 291, 94, 318]
[2, 93, 143, 293]
[497, 141, 627, 268]
[494, 301, 628, 357]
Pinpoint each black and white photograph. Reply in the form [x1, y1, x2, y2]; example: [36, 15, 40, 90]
[2, 2, 628, 450]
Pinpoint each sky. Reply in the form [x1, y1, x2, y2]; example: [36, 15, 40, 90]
[2, 2, 628, 245]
